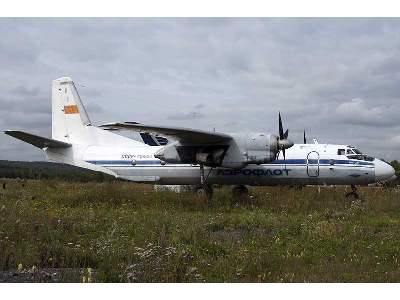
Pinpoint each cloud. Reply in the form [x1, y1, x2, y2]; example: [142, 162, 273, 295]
[1, 18, 400, 161]
[334, 98, 398, 127]
[167, 111, 205, 120]
[167, 103, 206, 120]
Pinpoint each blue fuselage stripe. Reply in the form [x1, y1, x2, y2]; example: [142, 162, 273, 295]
[85, 159, 374, 167]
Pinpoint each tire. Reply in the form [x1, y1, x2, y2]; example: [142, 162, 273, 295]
[196, 185, 213, 200]
[231, 185, 249, 201]
[345, 191, 360, 200]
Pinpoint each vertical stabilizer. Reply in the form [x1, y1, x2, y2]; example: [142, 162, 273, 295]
[51, 77, 144, 147]
[52, 77, 91, 142]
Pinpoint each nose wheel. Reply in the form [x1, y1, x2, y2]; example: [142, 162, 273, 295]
[345, 184, 360, 200]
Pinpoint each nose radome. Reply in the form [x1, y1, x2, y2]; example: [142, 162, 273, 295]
[375, 159, 396, 182]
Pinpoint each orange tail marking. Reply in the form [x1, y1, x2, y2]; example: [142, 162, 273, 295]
[64, 105, 79, 114]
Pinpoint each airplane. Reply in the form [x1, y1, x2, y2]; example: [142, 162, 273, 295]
[4, 77, 396, 200]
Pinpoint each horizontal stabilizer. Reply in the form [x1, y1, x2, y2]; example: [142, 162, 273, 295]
[4, 130, 72, 149]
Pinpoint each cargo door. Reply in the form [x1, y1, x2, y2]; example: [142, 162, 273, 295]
[307, 151, 320, 177]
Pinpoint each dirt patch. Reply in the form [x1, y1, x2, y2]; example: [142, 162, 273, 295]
[0, 268, 94, 283]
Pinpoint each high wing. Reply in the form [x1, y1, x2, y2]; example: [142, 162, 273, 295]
[99, 122, 232, 144]
[4, 130, 72, 149]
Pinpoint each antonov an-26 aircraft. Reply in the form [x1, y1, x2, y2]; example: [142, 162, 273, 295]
[5, 77, 396, 199]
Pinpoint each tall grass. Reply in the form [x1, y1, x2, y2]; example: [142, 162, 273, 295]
[0, 179, 400, 282]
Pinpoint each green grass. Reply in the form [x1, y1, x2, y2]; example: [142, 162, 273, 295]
[1, 179, 400, 282]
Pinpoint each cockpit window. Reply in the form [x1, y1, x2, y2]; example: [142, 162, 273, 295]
[347, 154, 374, 161]
[337, 149, 345, 155]
[345, 147, 373, 161]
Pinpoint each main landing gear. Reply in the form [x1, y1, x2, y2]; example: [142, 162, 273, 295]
[196, 164, 214, 202]
[232, 185, 249, 199]
[196, 165, 252, 204]
[345, 184, 360, 200]
[230, 185, 252, 206]
[196, 184, 213, 200]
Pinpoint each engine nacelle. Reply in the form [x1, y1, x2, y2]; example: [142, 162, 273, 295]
[154, 142, 228, 166]
[220, 133, 279, 168]
[154, 142, 181, 163]
[154, 133, 282, 169]
[244, 133, 278, 164]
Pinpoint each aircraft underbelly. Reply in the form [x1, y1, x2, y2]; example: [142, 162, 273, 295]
[105, 164, 374, 186]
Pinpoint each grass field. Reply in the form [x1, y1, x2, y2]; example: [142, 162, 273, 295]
[1, 179, 400, 282]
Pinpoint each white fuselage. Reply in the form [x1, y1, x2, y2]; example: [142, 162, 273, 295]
[9, 77, 395, 188]
[46, 142, 394, 186]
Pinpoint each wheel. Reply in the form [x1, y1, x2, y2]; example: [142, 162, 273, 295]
[345, 185, 360, 200]
[231, 185, 249, 202]
[196, 185, 213, 200]
[345, 191, 360, 200]
[294, 185, 304, 191]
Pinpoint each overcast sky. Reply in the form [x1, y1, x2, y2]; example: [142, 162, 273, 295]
[1, 18, 400, 161]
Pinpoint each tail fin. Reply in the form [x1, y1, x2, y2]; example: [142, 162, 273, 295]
[52, 77, 92, 142]
[51, 77, 143, 147]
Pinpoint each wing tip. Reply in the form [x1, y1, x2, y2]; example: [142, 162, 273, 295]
[4, 129, 19, 135]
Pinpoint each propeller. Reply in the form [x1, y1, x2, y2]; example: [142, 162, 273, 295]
[303, 130, 307, 144]
[276, 112, 294, 164]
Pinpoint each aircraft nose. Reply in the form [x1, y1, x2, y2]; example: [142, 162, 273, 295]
[375, 159, 396, 183]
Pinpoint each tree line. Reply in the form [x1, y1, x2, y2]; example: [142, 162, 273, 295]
[0, 160, 114, 182]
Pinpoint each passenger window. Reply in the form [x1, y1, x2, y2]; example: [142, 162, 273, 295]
[346, 149, 353, 155]
[337, 149, 345, 155]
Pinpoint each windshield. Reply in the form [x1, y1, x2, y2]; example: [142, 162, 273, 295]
[347, 154, 374, 161]
[346, 147, 374, 161]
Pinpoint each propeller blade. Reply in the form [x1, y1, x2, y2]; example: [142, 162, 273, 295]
[283, 149, 287, 170]
[283, 129, 289, 139]
[303, 130, 307, 144]
[278, 112, 284, 140]
[275, 112, 293, 166]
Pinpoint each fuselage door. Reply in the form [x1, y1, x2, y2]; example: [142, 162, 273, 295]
[307, 151, 320, 177]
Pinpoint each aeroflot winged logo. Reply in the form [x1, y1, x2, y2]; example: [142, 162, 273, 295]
[217, 169, 291, 176]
